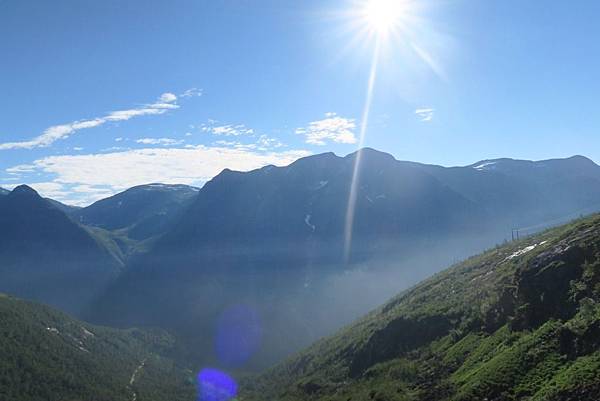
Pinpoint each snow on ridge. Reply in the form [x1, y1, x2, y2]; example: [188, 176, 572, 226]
[473, 161, 497, 171]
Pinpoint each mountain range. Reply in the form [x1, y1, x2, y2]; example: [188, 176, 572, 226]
[85, 149, 600, 368]
[2, 149, 600, 369]
[3, 189, 600, 400]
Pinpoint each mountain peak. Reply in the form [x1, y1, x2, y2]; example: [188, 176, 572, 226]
[565, 154, 597, 165]
[346, 147, 396, 161]
[9, 185, 40, 197]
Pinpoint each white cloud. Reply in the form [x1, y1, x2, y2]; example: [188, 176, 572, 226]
[202, 122, 255, 136]
[7, 146, 311, 205]
[26, 182, 71, 200]
[415, 108, 435, 122]
[256, 134, 284, 149]
[180, 88, 203, 98]
[296, 113, 357, 146]
[212, 134, 284, 152]
[0, 92, 182, 150]
[159, 92, 177, 103]
[135, 137, 184, 146]
[6, 164, 37, 174]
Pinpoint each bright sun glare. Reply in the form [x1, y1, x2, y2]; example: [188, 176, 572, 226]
[363, 0, 406, 35]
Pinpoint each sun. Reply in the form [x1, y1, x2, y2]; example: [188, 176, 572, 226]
[362, 0, 407, 35]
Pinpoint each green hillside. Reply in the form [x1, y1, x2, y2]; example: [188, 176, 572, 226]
[242, 214, 600, 401]
[0, 295, 195, 401]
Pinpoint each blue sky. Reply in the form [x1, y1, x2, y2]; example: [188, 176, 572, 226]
[1, 0, 599, 205]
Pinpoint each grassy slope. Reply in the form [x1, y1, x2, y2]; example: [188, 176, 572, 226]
[242, 214, 600, 401]
[0, 294, 196, 401]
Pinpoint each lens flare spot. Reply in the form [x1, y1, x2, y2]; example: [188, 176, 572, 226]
[197, 369, 237, 401]
[215, 304, 263, 367]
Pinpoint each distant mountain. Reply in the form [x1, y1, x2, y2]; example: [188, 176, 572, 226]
[420, 154, 600, 230]
[243, 214, 600, 401]
[0, 187, 8, 196]
[0, 294, 194, 401]
[88, 149, 600, 368]
[71, 183, 199, 241]
[0, 185, 121, 315]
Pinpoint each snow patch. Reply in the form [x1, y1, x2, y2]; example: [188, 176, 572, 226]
[82, 327, 95, 337]
[311, 180, 329, 190]
[473, 161, 497, 171]
[507, 241, 548, 260]
[46, 327, 59, 334]
[304, 214, 316, 232]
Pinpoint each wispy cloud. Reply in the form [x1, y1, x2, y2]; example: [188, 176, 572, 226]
[415, 108, 435, 122]
[180, 88, 203, 98]
[198, 119, 286, 151]
[135, 137, 184, 146]
[201, 121, 255, 136]
[296, 113, 356, 146]
[5, 146, 311, 206]
[0, 92, 184, 150]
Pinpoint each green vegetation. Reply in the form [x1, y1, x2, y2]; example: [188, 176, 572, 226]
[241, 214, 600, 401]
[0, 295, 195, 401]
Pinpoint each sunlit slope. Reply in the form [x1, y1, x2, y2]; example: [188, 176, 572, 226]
[244, 214, 600, 401]
[0, 294, 195, 401]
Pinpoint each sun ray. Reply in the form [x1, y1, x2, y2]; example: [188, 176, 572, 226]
[342, 0, 445, 263]
[344, 36, 382, 263]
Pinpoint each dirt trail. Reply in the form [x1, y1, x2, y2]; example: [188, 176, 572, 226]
[129, 359, 146, 401]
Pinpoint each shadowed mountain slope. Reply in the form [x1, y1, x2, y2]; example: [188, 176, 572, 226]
[0, 186, 121, 315]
